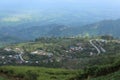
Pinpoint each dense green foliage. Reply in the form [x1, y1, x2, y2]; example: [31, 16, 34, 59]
[0, 57, 120, 80]
[70, 55, 120, 80]
[0, 66, 76, 80]
[0, 77, 7, 80]
[91, 70, 120, 80]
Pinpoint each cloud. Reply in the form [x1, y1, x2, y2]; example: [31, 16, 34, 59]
[1, 17, 21, 22]
[0, 14, 33, 22]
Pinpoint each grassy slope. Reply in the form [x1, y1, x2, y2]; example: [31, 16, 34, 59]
[0, 66, 120, 80]
[91, 70, 120, 80]
[0, 66, 77, 80]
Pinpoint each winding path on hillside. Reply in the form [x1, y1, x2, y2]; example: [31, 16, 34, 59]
[97, 41, 106, 53]
[89, 39, 107, 55]
[19, 53, 25, 62]
[89, 40, 101, 55]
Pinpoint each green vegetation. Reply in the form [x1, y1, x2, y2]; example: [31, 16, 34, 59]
[0, 36, 120, 80]
[0, 66, 76, 80]
[0, 36, 120, 68]
[11, 37, 88, 52]
[91, 70, 120, 80]
[0, 56, 120, 80]
[70, 55, 120, 80]
[0, 77, 7, 80]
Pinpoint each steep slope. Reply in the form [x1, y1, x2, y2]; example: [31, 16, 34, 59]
[91, 70, 120, 80]
[70, 55, 120, 80]
[81, 19, 120, 37]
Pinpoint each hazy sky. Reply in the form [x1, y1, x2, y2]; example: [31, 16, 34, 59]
[0, 0, 120, 11]
[0, 0, 120, 24]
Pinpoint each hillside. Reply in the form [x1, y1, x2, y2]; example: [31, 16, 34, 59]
[0, 66, 76, 80]
[0, 36, 119, 68]
[0, 19, 120, 44]
[0, 56, 120, 80]
[0, 37, 120, 80]
[81, 19, 120, 37]
[91, 70, 120, 80]
[0, 0, 120, 80]
[71, 55, 120, 80]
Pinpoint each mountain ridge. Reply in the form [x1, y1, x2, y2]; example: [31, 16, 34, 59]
[0, 19, 120, 43]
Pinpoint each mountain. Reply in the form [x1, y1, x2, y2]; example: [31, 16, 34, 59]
[0, 23, 80, 41]
[0, 19, 120, 43]
[81, 19, 120, 37]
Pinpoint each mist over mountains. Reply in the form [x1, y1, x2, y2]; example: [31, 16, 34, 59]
[0, 0, 120, 43]
[0, 19, 120, 43]
[0, 0, 120, 26]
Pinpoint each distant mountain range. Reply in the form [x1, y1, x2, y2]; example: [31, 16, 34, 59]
[0, 19, 120, 43]
[80, 19, 120, 37]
